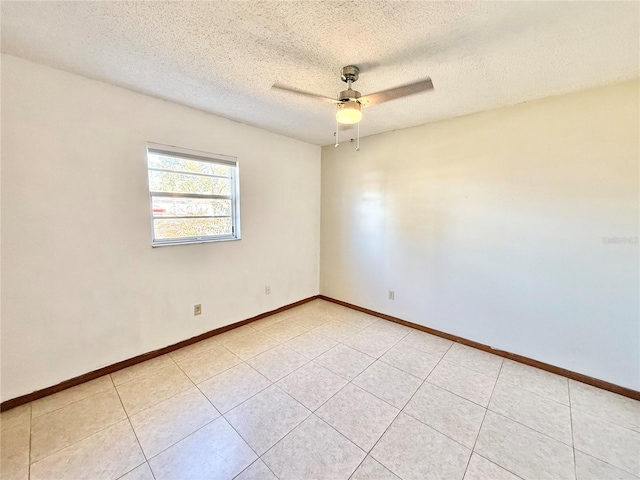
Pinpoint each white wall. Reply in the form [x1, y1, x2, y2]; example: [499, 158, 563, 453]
[321, 80, 640, 390]
[1, 55, 321, 401]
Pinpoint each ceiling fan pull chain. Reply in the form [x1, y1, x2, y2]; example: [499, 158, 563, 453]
[356, 122, 360, 151]
[334, 118, 340, 147]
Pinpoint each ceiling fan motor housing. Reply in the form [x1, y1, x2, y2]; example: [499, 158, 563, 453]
[338, 89, 361, 102]
[341, 65, 360, 83]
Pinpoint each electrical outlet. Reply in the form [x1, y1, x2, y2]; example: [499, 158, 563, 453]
[388, 291, 395, 300]
[194, 304, 202, 316]
[265, 285, 271, 295]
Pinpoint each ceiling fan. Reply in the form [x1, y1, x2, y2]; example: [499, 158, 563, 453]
[272, 65, 434, 149]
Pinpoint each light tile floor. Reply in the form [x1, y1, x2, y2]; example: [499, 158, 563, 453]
[1, 299, 639, 480]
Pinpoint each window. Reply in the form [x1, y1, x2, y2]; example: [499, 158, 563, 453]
[146, 143, 240, 246]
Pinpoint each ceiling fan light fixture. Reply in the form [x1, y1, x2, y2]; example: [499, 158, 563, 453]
[336, 101, 362, 124]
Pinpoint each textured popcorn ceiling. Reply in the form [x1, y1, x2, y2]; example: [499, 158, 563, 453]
[1, 1, 638, 145]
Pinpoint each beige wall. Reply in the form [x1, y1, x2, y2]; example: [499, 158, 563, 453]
[1, 55, 321, 401]
[321, 80, 640, 390]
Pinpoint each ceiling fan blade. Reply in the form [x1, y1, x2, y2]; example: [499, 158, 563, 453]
[359, 78, 433, 107]
[272, 84, 339, 104]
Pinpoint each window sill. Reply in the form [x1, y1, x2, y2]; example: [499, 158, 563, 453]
[151, 236, 241, 247]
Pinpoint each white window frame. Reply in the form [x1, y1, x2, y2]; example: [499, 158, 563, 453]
[146, 142, 241, 247]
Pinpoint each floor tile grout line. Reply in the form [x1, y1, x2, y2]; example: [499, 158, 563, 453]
[189, 348, 316, 465]
[232, 332, 306, 363]
[496, 374, 572, 408]
[167, 338, 222, 364]
[375, 347, 441, 382]
[331, 332, 423, 410]
[351, 341, 456, 478]
[568, 402, 640, 435]
[224, 385, 304, 462]
[232, 457, 280, 480]
[340, 329, 413, 366]
[174, 342, 250, 386]
[482, 364, 580, 446]
[193, 347, 316, 420]
[309, 413, 369, 463]
[284, 332, 340, 360]
[111, 373, 156, 480]
[111, 353, 178, 383]
[499, 360, 572, 406]
[485, 409, 578, 450]
[218, 314, 345, 429]
[0, 421, 30, 480]
[458, 376, 581, 447]
[28, 418, 126, 467]
[28, 400, 33, 479]
[327, 325, 451, 412]
[356, 357, 426, 388]
[568, 381, 578, 480]
[471, 452, 526, 480]
[259, 318, 314, 342]
[320, 314, 413, 365]
[136, 357, 253, 467]
[28, 388, 133, 468]
[490, 372, 613, 446]
[431, 352, 579, 440]
[119, 377, 194, 419]
[198, 363, 274, 415]
[214, 323, 259, 342]
[181, 327, 288, 448]
[266, 350, 317, 381]
[246, 322, 398, 475]
[257, 411, 366, 478]
[250, 386, 319, 476]
[115, 461, 151, 480]
[399, 403, 482, 453]
[141, 416, 221, 465]
[141, 356, 238, 464]
[222, 320, 346, 362]
[307, 336, 446, 420]
[461, 358, 504, 479]
[439, 358, 503, 381]
[227, 339, 285, 363]
[257, 344, 314, 382]
[309, 360, 373, 407]
[28, 378, 147, 475]
[572, 448, 640, 476]
[421, 377, 492, 409]
[434, 357, 499, 386]
[29, 381, 114, 421]
[250, 314, 292, 331]
[113, 360, 181, 390]
[310, 373, 356, 414]
[259, 458, 282, 480]
[443, 343, 505, 376]
[391, 345, 510, 456]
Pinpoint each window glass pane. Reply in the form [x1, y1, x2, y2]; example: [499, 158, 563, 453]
[152, 197, 231, 217]
[149, 170, 231, 195]
[148, 153, 231, 177]
[147, 144, 239, 245]
[153, 217, 232, 240]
